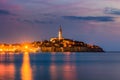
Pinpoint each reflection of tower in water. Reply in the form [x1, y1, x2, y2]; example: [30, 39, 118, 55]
[62, 54, 77, 80]
[21, 52, 33, 80]
[49, 53, 77, 80]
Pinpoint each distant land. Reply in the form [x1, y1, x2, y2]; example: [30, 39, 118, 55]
[0, 25, 104, 53]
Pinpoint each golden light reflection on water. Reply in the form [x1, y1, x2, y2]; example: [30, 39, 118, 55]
[21, 52, 33, 80]
[0, 52, 78, 80]
[0, 63, 15, 80]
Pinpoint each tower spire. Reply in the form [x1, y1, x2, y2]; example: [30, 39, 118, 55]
[58, 25, 63, 40]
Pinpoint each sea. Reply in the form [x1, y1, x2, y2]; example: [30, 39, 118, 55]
[0, 52, 120, 80]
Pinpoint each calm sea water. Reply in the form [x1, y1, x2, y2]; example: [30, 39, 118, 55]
[0, 52, 120, 80]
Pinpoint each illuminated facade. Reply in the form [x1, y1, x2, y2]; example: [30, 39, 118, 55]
[58, 25, 63, 40]
[50, 25, 64, 42]
[0, 25, 104, 53]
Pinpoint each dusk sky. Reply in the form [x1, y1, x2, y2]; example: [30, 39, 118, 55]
[1, 0, 120, 51]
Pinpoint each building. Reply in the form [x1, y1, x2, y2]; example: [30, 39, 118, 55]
[50, 25, 64, 42]
[58, 25, 63, 40]
[41, 25, 104, 52]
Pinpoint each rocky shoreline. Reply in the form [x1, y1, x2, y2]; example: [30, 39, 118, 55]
[34, 38, 104, 52]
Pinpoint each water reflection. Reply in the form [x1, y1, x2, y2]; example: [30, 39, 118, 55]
[0, 53, 15, 80]
[50, 63, 57, 80]
[0, 63, 15, 80]
[2, 53, 120, 80]
[49, 53, 77, 80]
[49, 63, 77, 80]
[63, 52, 77, 79]
[62, 63, 77, 80]
[21, 52, 33, 80]
[0, 53, 14, 62]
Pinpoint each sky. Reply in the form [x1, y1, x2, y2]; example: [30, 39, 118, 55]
[0, 0, 120, 51]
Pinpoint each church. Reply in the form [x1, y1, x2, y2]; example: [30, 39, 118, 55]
[49, 25, 79, 47]
[50, 25, 64, 42]
[40, 25, 104, 52]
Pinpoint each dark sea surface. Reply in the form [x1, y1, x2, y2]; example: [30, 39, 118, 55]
[0, 52, 120, 80]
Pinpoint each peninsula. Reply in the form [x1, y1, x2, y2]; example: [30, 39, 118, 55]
[38, 26, 104, 52]
[0, 26, 104, 53]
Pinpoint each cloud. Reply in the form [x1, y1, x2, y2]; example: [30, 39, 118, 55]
[0, 9, 11, 15]
[0, 0, 7, 4]
[62, 16, 114, 22]
[17, 18, 53, 24]
[42, 13, 56, 17]
[24, 20, 33, 23]
[34, 20, 53, 24]
[104, 7, 120, 15]
[17, 19, 34, 24]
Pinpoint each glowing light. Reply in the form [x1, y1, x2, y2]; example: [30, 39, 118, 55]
[0, 42, 39, 53]
[24, 45, 28, 49]
[0, 49, 3, 51]
[21, 52, 33, 80]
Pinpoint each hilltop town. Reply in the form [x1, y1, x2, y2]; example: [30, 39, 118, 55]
[37, 26, 104, 52]
[0, 26, 104, 53]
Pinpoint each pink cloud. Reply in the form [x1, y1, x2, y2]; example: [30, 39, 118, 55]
[9, 5, 22, 11]
[0, 0, 22, 11]
[0, 5, 22, 12]
[0, 0, 7, 3]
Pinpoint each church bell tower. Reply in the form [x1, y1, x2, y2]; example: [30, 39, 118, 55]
[58, 25, 63, 40]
